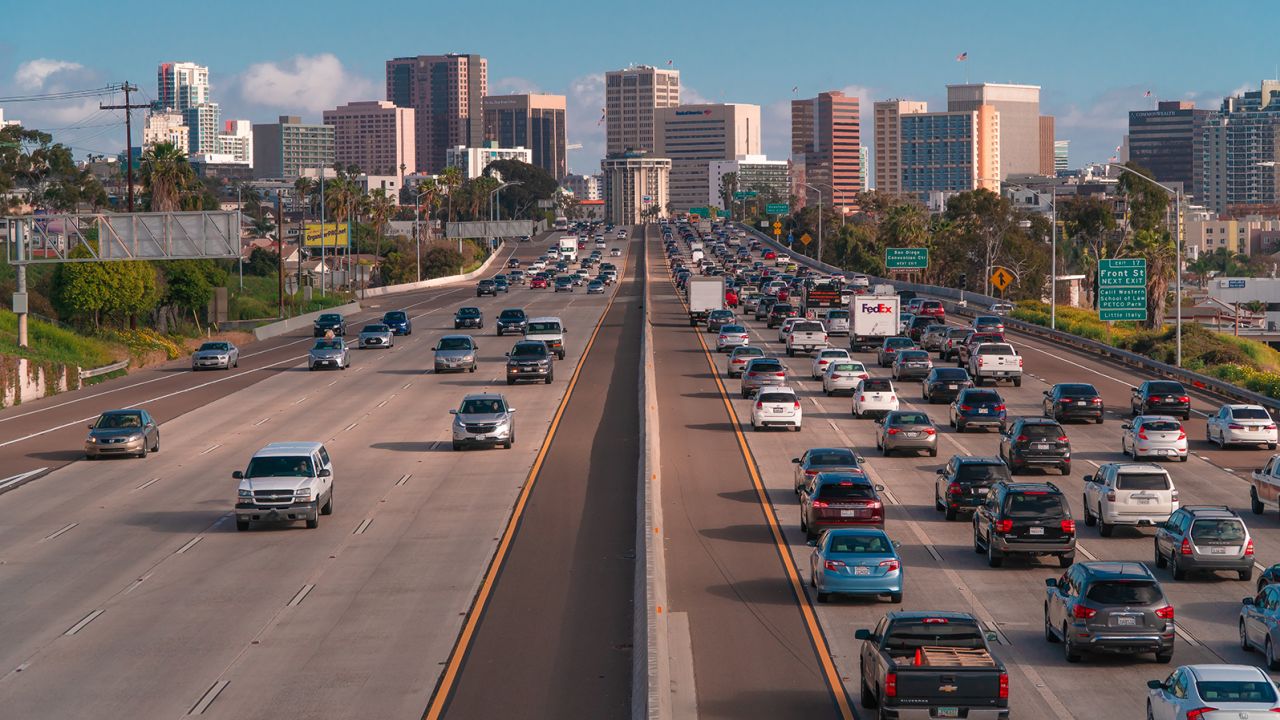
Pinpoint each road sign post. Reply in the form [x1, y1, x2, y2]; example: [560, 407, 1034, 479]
[1098, 258, 1147, 322]
[885, 247, 928, 270]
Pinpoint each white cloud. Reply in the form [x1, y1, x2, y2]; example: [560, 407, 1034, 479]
[14, 58, 85, 90]
[761, 99, 791, 161]
[235, 53, 375, 113]
[682, 84, 711, 105]
[491, 76, 542, 95]
[566, 72, 605, 175]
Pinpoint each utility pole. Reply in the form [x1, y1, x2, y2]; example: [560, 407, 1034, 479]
[100, 82, 148, 212]
[276, 193, 284, 317]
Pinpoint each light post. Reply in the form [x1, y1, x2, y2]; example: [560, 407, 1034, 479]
[414, 188, 430, 283]
[488, 181, 521, 252]
[236, 185, 244, 290]
[1111, 163, 1183, 367]
[802, 182, 826, 263]
[1000, 182, 1058, 330]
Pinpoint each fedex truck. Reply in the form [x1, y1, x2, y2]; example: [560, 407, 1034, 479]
[558, 236, 578, 262]
[850, 295, 901, 352]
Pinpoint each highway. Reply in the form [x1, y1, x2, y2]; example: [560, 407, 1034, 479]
[0, 229, 635, 719]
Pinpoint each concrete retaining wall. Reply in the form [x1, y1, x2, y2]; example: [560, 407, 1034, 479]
[252, 302, 363, 342]
[0, 356, 78, 408]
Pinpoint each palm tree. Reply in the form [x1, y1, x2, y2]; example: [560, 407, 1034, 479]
[367, 188, 396, 267]
[140, 142, 194, 212]
[1120, 228, 1177, 329]
[416, 178, 440, 239]
[294, 177, 315, 218]
[468, 176, 499, 220]
[440, 166, 463, 223]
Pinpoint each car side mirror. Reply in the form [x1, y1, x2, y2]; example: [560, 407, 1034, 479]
[985, 631, 998, 643]
[1244, 597, 1257, 606]
[1043, 390, 1050, 397]
[505, 352, 510, 357]
[88, 424, 95, 429]
[449, 409, 458, 414]
[318, 468, 331, 478]
[874, 484, 885, 491]
[1121, 423, 1131, 430]
[1083, 475, 1093, 483]
[232, 470, 244, 479]
[1146, 680, 1164, 690]
[791, 458, 801, 464]
[856, 455, 866, 463]
[853, 629, 872, 641]
[1045, 578, 1057, 588]
[935, 468, 945, 475]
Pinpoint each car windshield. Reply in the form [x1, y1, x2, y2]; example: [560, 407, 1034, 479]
[734, 347, 764, 358]
[198, 342, 229, 352]
[313, 340, 343, 351]
[751, 361, 783, 372]
[828, 534, 891, 553]
[245, 455, 313, 478]
[864, 379, 893, 392]
[458, 308, 481, 317]
[510, 344, 546, 358]
[964, 391, 1001, 404]
[758, 392, 795, 404]
[1085, 580, 1163, 605]
[899, 351, 929, 361]
[527, 322, 561, 334]
[830, 363, 860, 373]
[95, 413, 143, 429]
[1058, 384, 1098, 397]
[773, 304, 793, 312]
[383, 312, 406, 322]
[922, 301, 942, 309]
[933, 369, 968, 380]
[948, 329, 971, 338]
[887, 338, 913, 348]
[1116, 472, 1170, 490]
[819, 350, 847, 359]
[977, 344, 1015, 355]
[1141, 420, 1182, 432]
[437, 338, 473, 351]
[1004, 493, 1067, 518]
[956, 463, 1011, 483]
[318, 314, 341, 322]
[890, 413, 929, 425]
[499, 310, 525, 320]
[817, 483, 875, 500]
[883, 621, 985, 651]
[362, 325, 388, 333]
[1148, 382, 1185, 394]
[460, 399, 505, 414]
[1020, 424, 1064, 439]
[1191, 519, 1246, 542]
[721, 325, 746, 333]
[808, 450, 857, 467]
[1234, 407, 1272, 420]
[827, 310, 849, 319]
[710, 310, 733, 319]
[1196, 680, 1277, 703]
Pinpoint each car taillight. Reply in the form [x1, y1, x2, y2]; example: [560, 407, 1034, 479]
[879, 559, 900, 572]
[978, 357, 985, 366]
[748, 371, 757, 377]
[1016, 435, 1028, 442]
[1138, 429, 1148, 440]
[823, 560, 846, 570]
[794, 400, 801, 409]
[1246, 539, 1255, 556]
[1186, 709, 1218, 720]
[998, 673, 1009, 699]
[887, 428, 900, 435]
[859, 395, 867, 402]
[1181, 538, 1193, 555]
[949, 483, 962, 495]
[885, 673, 897, 698]
[1018, 357, 1023, 367]
[1061, 519, 1075, 534]
[1091, 397, 1103, 404]
[811, 500, 829, 509]
[1229, 423, 1246, 430]
[960, 405, 972, 411]
[1057, 436, 1069, 443]
[995, 404, 1006, 412]
[1155, 605, 1175, 620]
[924, 428, 936, 435]
[1072, 605, 1097, 619]
[995, 519, 1013, 533]
[1179, 395, 1190, 403]
[1177, 430, 1186, 441]
[756, 401, 763, 410]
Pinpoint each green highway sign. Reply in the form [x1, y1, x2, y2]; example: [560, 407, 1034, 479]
[1098, 258, 1147, 321]
[766, 203, 790, 214]
[885, 247, 929, 270]
[689, 207, 710, 217]
[734, 191, 759, 200]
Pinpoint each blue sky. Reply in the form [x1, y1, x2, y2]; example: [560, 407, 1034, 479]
[1, 0, 1276, 176]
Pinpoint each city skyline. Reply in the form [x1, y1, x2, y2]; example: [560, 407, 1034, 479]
[1, 0, 1276, 175]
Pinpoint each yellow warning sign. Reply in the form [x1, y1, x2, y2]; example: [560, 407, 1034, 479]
[800, 233, 812, 246]
[990, 267, 1014, 292]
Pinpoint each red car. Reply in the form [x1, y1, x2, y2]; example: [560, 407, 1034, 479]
[918, 299, 946, 319]
[725, 289, 739, 308]
[529, 274, 549, 289]
[764, 250, 777, 260]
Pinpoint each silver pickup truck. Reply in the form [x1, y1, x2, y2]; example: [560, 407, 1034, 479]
[785, 320, 829, 357]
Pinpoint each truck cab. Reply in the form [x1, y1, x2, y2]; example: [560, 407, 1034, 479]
[234, 442, 334, 531]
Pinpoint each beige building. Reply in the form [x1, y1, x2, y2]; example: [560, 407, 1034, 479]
[142, 111, 189, 153]
[1039, 115, 1056, 176]
[386, 54, 487, 173]
[482, 93, 567, 179]
[601, 152, 670, 225]
[606, 65, 681, 156]
[656, 103, 761, 213]
[323, 100, 415, 177]
[947, 83, 1040, 178]
[792, 90, 862, 208]
[1187, 217, 1280, 256]
[873, 100, 928, 195]
[898, 106, 1000, 200]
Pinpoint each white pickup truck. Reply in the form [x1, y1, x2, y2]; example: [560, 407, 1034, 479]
[1082, 463, 1178, 536]
[968, 342, 1023, 387]
[1250, 454, 1280, 515]
[785, 320, 829, 357]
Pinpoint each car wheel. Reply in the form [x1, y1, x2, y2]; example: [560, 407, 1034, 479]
[934, 491, 944, 511]
[1044, 606, 1059, 643]
[306, 515, 319, 529]
[1063, 624, 1081, 663]
[1154, 649, 1172, 664]
[321, 491, 333, 516]
[507, 378, 516, 386]
[1082, 498, 1096, 526]
[1154, 542, 1167, 568]
[945, 505, 957, 522]
[152, 435, 160, 453]
[1242, 567, 1254, 582]
[1242, 620, 1253, 651]
[1058, 553, 1075, 568]
[1171, 552, 1186, 580]
[1268, 638, 1280, 671]
[1013, 376, 1022, 387]
[236, 519, 250, 532]
[138, 444, 148, 459]
[1099, 518, 1113, 537]
[816, 592, 830, 604]
[1252, 488, 1265, 515]
[929, 448, 938, 457]
[452, 441, 462, 451]
[957, 420, 967, 433]
[986, 537, 1002, 568]
[888, 592, 903, 604]
[545, 374, 554, 385]
[860, 679, 877, 709]
[1097, 416, 1104, 425]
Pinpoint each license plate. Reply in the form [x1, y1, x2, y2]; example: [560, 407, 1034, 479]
[1211, 546, 1228, 554]
[1029, 526, 1045, 536]
[1034, 443, 1052, 450]
[906, 432, 920, 438]
[1136, 498, 1154, 504]
[1160, 449, 1174, 456]
[854, 566, 871, 576]
[840, 510, 860, 518]
[937, 708, 960, 719]
[978, 408, 989, 414]
[948, 384, 958, 390]
[772, 408, 785, 414]
[1116, 616, 1138, 626]
[1077, 401, 1087, 405]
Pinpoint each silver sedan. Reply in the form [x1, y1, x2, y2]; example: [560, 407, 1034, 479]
[1147, 664, 1280, 719]
[191, 341, 239, 370]
[358, 324, 394, 349]
[875, 410, 938, 457]
[434, 335, 478, 373]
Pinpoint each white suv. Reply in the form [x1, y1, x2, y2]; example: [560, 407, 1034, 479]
[524, 316, 567, 360]
[234, 442, 334, 531]
[751, 386, 802, 432]
[1082, 463, 1179, 536]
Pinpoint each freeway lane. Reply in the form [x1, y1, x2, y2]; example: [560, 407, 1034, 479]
[0, 231, 632, 719]
[650, 237, 851, 719]
[435, 231, 642, 718]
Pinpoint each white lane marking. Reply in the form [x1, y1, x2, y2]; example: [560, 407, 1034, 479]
[43, 523, 77, 541]
[376, 400, 388, 409]
[122, 572, 152, 594]
[327, 380, 339, 388]
[1174, 624, 1202, 648]
[1076, 544, 1099, 562]
[395, 473, 411, 486]
[199, 444, 222, 456]
[0, 467, 48, 492]
[187, 680, 229, 716]
[292, 396, 309, 405]
[353, 518, 373, 535]
[287, 584, 315, 607]
[402, 382, 413, 389]
[175, 537, 203, 555]
[342, 422, 358, 433]
[64, 609, 104, 636]
[252, 417, 270, 427]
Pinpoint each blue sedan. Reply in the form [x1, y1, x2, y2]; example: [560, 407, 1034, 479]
[381, 310, 412, 336]
[808, 528, 903, 604]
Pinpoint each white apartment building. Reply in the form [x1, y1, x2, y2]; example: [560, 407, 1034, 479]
[142, 111, 189, 153]
[707, 155, 789, 208]
[217, 120, 253, 166]
[601, 152, 670, 224]
[445, 144, 531, 179]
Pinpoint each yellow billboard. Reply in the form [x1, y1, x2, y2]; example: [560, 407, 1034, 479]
[303, 222, 350, 247]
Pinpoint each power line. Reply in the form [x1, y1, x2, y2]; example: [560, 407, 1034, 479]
[0, 84, 124, 103]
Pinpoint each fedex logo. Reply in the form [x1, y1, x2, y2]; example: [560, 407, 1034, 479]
[860, 303, 896, 313]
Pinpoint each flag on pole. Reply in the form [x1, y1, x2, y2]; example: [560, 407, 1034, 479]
[597, 108, 606, 126]
[791, 85, 798, 93]
[666, 59, 673, 66]
[1144, 90, 1152, 97]
[955, 51, 968, 62]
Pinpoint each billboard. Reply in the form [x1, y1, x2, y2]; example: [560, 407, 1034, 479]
[303, 222, 350, 248]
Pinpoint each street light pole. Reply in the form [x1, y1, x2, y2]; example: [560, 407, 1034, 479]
[1112, 163, 1184, 367]
[802, 182, 824, 263]
[414, 189, 429, 283]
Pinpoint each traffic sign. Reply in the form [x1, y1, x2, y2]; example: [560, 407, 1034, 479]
[786, 231, 794, 245]
[800, 233, 812, 246]
[885, 247, 928, 270]
[1098, 258, 1147, 321]
[689, 206, 710, 217]
[734, 191, 759, 200]
[772, 221, 782, 230]
[766, 203, 790, 215]
[990, 267, 1014, 292]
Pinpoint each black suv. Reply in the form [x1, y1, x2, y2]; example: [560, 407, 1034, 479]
[454, 307, 484, 329]
[476, 279, 497, 297]
[998, 417, 1071, 475]
[767, 303, 797, 328]
[1043, 383, 1104, 423]
[495, 308, 528, 336]
[1131, 380, 1191, 420]
[505, 340, 553, 385]
[312, 312, 346, 337]
[1043, 561, 1174, 664]
[973, 481, 1076, 568]
[935, 456, 1011, 521]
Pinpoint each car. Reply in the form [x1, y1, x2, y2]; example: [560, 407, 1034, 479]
[919, 323, 951, 352]
[1256, 564, 1280, 593]
[1148, 664, 1280, 718]
[949, 388, 1007, 432]
[508, 269, 526, 285]
[191, 341, 239, 370]
[554, 275, 575, 292]
[823, 308, 851, 336]
[495, 308, 528, 336]
[433, 335, 478, 373]
[716, 324, 750, 352]
[916, 299, 946, 320]
[1154, 505, 1254, 581]
[610, 247, 622, 257]
[1207, 404, 1278, 449]
[938, 327, 974, 361]
[811, 348, 851, 379]
[312, 312, 346, 337]
[451, 394, 516, 450]
[875, 410, 938, 457]
[1243, 587, 1280, 671]
[587, 280, 605, 294]
[972, 315, 1006, 334]
[505, 340, 554, 385]
[740, 357, 787, 398]
[891, 348, 933, 381]
[897, 312, 915, 336]
[935, 456, 1012, 521]
[84, 409, 160, 459]
[776, 316, 801, 344]
[876, 336, 915, 367]
[822, 360, 869, 397]
[233, 441, 334, 531]
[973, 480, 1076, 568]
[707, 309, 736, 333]
[454, 307, 484, 330]
[381, 310, 412, 335]
[999, 417, 1071, 475]
[852, 378, 899, 419]
[1082, 463, 1179, 536]
[905, 315, 940, 342]
[529, 274, 549, 289]
[766, 302, 797, 328]
[921, 367, 972, 404]
[1132, 380, 1192, 420]
[476, 279, 498, 297]
[507, 258, 521, 268]
[524, 316, 566, 360]
[493, 276, 510, 293]
[809, 528, 903, 603]
[754, 296, 777, 321]
[751, 386, 802, 431]
[989, 302, 1014, 315]
[726, 345, 765, 378]
[1042, 383, 1104, 423]
[308, 338, 349, 370]
[1122, 416, 1189, 462]
[792, 447, 865, 494]
[1045, 561, 1174, 664]
[800, 472, 886, 540]
[357, 323, 394, 349]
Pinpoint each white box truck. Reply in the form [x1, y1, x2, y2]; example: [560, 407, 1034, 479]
[850, 295, 900, 352]
[688, 277, 726, 327]
[558, 236, 578, 262]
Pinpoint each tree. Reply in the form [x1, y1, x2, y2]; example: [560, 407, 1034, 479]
[1058, 195, 1118, 305]
[415, 177, 441, 240]
[52, 248, 159, 329]
[1120, 228, 1177, 328]
[160, 259, 224, 329]
[366, 188, 396, 269]
[246, 247, 279, 276]
[440, 165, 464, 223]
[140, 142, 195, 212]
[421, 244, 464, 278]
[484, 159, 559, 218]
[0, 124, 101, 212]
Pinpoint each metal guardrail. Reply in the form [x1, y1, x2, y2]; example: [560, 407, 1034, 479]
[78, 359, 129, 380]
[735, 223, 1280, 414]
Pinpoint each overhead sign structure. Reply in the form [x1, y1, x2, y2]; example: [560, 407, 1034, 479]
[766, 203, 790, 215]
[885, 247, 929, 270]
[1098, 258, 1147, 321]
[800, 233, 812, 246]
[990, 267, 1014, 292]
[6, 211, 241, 264]
[303, 222, 351, 248]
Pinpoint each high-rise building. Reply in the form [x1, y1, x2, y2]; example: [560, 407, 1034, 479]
[252, 116, 335, 180]
[1197, 82, 1280, 214]
[142, 111, 189, 153]
[217, 120, 253, 167]
[323, 100, 415, 177]
[605, 65, 681, 156]
[482, 93, 567, 179]
[656, 103, 761, 213]
[899, 106, 1000, 200]
[385, 54, 487, 173]
[1054, 140, 1069, 174]
[183, 102, 221, 155]
[1038, 116, 1056, 176]
[0, 108, 20, 128]
[157, 62, 210, 112]
[1129, 100, 1214, 197]
[947, 83, 1039, 177]
[860, 146, 870, 190]
[873, 99, 928, 195]
[791, 90, 862, 208]
[445, 143, 532, 179]
[562, 173, 602, 200]
[708, 155, 790, 208]
[601, 151, 670, 224]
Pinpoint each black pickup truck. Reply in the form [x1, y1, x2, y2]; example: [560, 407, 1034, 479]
[856, 611, 1009, 720]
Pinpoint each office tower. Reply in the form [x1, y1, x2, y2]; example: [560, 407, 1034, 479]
[1038, 116, 1055, 175]
[1129, 100, 1214, 198]
[791, 90, 862, 208]
[605, 65, 681, 156]
[445, 143, 533, 179]
[601, 151, 670, 224]
[656, 103, 761, 213]
[482, 93, 567, 179]
[252, 116, 335, 180]
[1054, 140, 1069, 174]
[873, 100, 928, 194]
[899, 106, 1000, 199]
[142, 111, 189, 153]
[707, 155, 790, 208]
[157, 62, 209, 111]
[385, 54, 487, 173]
[947, 83, 1039, 177]
[1197, 81, 1280, 214]
[323, 100, 416, 177]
